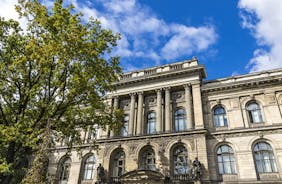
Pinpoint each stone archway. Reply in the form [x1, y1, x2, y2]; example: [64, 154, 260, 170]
[119, 170, 165, 184]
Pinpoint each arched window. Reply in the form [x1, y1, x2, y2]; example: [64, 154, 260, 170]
[173, 145, 188, 175]
[217, 145, 236, 174]
[253, 142, 277, 173]
[139, 147, 156, 170]
[147, 111, 156, 134]
[213, 106, 228, 127]
[246, 102, 263, 123]
[82, 155, 95, 180]
[86, 125, 99, 143]
[58, 157, 71, 181]
[120, 115, 129, 136]
[174, 108, 187, 131]
[111, 150, 125, 177]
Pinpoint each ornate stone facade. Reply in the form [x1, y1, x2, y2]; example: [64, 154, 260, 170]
[48, 58, 282, 183]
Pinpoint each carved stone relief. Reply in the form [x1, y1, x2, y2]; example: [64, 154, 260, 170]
[145, 96, 157, 106]
[172, 91, 185, 102]
[120, 99, 130, 110]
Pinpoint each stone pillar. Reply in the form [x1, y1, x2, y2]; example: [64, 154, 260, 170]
[110, 96, 119, 137]
[192, 82, 204, 128]
[165, 87, 171, 132]
[102, 98, 114, 138]
[113, 96, 119, 109]
[184, 84, 193, 129]
[137, 92, 144, 135]
[156, 89, 162, 133]
[129, 93, 136, 136]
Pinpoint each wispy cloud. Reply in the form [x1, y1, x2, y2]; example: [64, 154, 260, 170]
[1, 0, 218, 71]
[238, 0, 282, 72]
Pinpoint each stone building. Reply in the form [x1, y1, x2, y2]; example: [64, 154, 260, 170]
[48, 57, 282, 183]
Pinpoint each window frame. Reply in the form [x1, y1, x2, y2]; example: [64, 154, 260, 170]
[253, 142, 278, 174]
[58, 157, 72, 181]
[111, 149, 125, 177]
[82, 154, 96, 180]
[213, 106, 228, 128]
[147, 111, 156, 134]
[139, 146, 156, 171]
[172, 145, 189, 175]
[246, 101, 263, 124]
[216, 145, 236, 175]
[120, 114, 129, 136]
[174, 108, 187, 132]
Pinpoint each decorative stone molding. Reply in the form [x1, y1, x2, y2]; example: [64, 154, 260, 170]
[259, 173, 280, 180]
[172, 91, 185, 102]
[220, 174, 238, 182]
[120, 99, 130, 110]
[145, 96, 157, 106]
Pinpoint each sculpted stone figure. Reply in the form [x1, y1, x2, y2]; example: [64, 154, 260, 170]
[191, 157, 202, 181]
[97, 163, 106, 183]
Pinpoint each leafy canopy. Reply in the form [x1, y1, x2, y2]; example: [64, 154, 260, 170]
[0, 0, 122, 183]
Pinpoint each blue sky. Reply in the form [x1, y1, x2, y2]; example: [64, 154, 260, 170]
[1, 0, 282, 80]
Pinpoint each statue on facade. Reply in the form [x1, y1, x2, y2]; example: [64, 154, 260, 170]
[97, 163, 106, 183]
[191, 157, 202, 181]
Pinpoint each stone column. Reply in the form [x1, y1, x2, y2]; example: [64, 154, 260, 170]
[110, 96, 119, 137]
[137, 92, 144, 135]
[184, 84, 193, 129]
[192, 82, 204, 129]
[103, 98, 114, 138]
[156, 89, 162, 133]
[165, 87, 171, 132]
[129, 93, 136, 136]
[113, 96, 119, 109]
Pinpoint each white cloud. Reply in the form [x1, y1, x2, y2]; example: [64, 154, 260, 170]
[57, 0, 217, 69]
[161, 24, 217, 60]
[0, 0, 19, 20]
[0, 0, 27, 30]
[0, 0, 217, 70]
[238, 0, 282, 72]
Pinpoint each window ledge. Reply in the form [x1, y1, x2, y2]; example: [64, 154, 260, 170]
[259, 172, 280, 180]
[215, 126, 228, 131]
[249, 122, 265, 128]
[81, 180, 93, 184]
[219, 174, 238, 181]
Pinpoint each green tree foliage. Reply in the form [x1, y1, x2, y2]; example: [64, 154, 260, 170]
[0, 0, 122, 183]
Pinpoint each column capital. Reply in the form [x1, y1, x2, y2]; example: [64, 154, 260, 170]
[112, 95, 119, 100]
[190, 81, 201, 86]
[155, 88, 163, 93]
[129, 93, 136, 97]
[137, 91, 144, 95]
[183, 83, 191, 89]
[164, 87, 171, 91]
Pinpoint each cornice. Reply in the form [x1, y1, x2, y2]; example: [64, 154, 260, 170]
[114, 65, 206, 87]
[202, 74, 282, 93]
[208, 124, 282, 138]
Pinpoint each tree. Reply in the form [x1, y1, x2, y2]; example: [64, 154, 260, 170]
[0, 0, 122, 183]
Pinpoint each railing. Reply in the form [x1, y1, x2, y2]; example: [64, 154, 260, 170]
[109, 177, 121, 184]
[119, 62, 188, 81]
[170, 63, 183, 70]
[144, 69, 157, 75]
[167, 174, 194, 184]
[172, 174, 190, 181]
